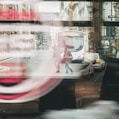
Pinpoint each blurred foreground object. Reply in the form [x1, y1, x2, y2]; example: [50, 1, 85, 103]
[37, 100, 119, 119]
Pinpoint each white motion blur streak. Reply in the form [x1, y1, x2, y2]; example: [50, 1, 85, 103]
[38, 101, 119, 119]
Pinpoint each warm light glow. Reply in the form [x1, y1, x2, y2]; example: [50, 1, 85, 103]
[95, 59, 100, 63]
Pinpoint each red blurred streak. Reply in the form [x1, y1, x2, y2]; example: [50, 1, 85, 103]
[0, 78, 60, 100]
[0, 69, 26, 73]
[23, 78, 61, 100]
[0, 62, 27, 78]
[0, 10, 36, 20]
[0, 92, 27, 99]
[0, 62, 26, 66]
[0, 78, 23, 83]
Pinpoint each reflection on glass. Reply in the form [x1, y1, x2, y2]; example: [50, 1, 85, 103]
[103, 2, 119, 21]
[38, 1, 93, 21]
[60, 1, 93, 21]
[0, 1, 93, 21]
[60, 31, 84, 52]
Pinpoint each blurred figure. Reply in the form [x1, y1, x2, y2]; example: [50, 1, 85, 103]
[88, 32, 96, 53]
[103, 39, 110, 54]
[64, 46, 73, 73]
[51, 34, 66, 73]
[67, 2, 74, 21]
[52, 44, 61, 73]
[110, 42, 117, 57]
